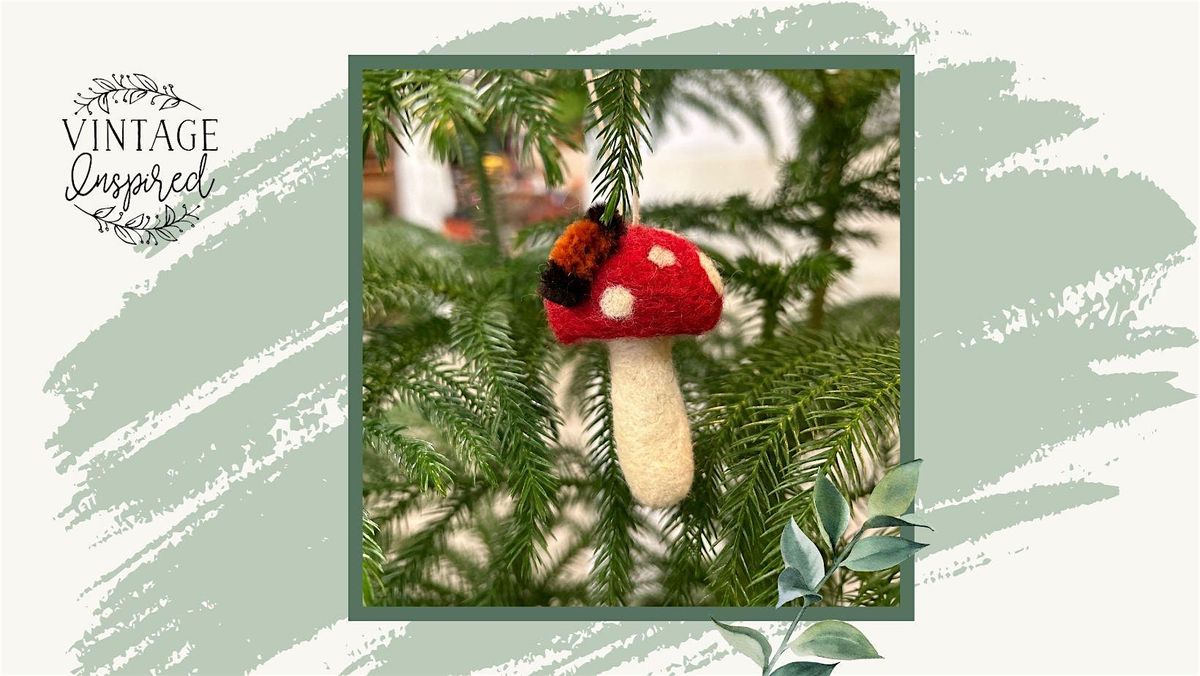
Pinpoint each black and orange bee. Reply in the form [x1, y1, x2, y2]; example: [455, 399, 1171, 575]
[537, 204, 626, 307]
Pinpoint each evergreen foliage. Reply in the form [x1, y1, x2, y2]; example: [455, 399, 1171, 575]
[360, 69, 902, 606]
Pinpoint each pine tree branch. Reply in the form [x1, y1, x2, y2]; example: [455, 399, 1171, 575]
[362, 315, 453, 414]
[387, 362, 502, 483]
[450, 295, 559, 594]
[380, 483, 492, 605]
[725, 252, 854, 340]
[663, 331, 830, 604]
[363, 418, 455, 494]
[361, 510, 386, 605]
[575, 346, 643, 605]
[477, 69, 580, 187]
[586, 69, 650, 223]
[708, 331, 900, 605]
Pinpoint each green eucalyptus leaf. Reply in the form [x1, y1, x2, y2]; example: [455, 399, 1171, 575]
[867, 459, 922, 517]
[711, 618, 772, 669]
[813, 473, 850, 550]
[781, 517, 825, 589]
[841, 535, 926, 572]
[790, 620, 882, 660]
[769, 661, 839, 676]
[861, 514, 933, 531]
[777, 568, 822, 608]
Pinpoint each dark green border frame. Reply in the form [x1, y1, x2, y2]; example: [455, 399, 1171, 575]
[348, 54, 915, 622]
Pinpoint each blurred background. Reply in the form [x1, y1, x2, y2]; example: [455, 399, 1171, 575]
[363, 74, 898, 305]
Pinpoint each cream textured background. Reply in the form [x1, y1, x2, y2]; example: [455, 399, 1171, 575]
[1, 1, 1197, 674]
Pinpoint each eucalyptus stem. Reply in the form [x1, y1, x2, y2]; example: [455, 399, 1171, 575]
[766, 607, 808, 674]
[763, 526, 868, 675]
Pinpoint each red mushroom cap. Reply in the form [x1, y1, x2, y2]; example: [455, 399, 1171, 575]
[544, 226, 724, 344]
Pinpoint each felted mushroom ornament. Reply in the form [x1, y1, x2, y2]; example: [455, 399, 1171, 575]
[539, 206, 724, 508]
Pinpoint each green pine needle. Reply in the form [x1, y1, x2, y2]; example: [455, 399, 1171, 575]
[586, 69, 651, 222]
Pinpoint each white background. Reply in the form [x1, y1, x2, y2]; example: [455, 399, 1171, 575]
[2, 1, 1197, 674]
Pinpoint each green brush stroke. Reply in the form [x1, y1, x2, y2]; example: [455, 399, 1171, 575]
[616, 3, 925, 54]
[357, 621, 711, 675]
[51, 99, 353, 675]
[44, 96, 347, 476]
[427, 5, 652, 54]
[42, 2, 1195, 674]
[914, 60, 1196, 498]
[61, 310, 345, 535]
[918, 482, 1121, 559]
[916, 59, 1096, 175]
[72, 381, 347, 674]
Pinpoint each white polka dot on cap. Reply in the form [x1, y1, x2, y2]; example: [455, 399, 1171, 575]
[599, 285, 635, 319]
[647, 245, 677, 268]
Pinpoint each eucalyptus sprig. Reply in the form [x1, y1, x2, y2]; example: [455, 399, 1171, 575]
[76, 203, 201, 246]
[73, 73, 200, 116]
[712, 460, 929, 675]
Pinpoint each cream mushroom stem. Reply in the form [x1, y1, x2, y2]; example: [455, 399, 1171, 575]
[606, 336, 693, 508]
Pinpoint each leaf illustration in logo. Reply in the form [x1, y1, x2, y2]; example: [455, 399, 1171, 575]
[113, 226, 138, 245]
[161, 98, 181, 110]
[92, 77, 116, 91]
[94, 206, 114, 218]
[133, 73, 158, 90]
